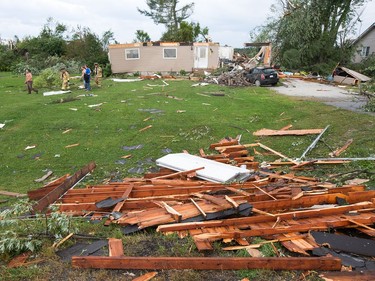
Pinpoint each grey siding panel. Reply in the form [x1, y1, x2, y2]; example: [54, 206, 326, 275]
[353, 28, 375, 63]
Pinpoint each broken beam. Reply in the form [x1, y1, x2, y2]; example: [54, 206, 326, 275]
[33, 162, 96, 212]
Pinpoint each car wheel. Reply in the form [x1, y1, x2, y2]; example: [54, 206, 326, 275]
[255, 80, 261, 87]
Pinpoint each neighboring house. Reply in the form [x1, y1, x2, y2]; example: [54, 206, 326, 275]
[353, 23, 375, 63]
[108, 41, 232, 74]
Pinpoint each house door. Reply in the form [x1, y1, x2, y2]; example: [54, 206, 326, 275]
[194, 46, 208, 68]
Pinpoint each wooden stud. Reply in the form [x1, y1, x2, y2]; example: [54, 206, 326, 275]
[72, 256, 342, 271]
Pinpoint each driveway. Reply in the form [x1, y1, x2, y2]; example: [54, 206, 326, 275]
[272, 78, 374, 116]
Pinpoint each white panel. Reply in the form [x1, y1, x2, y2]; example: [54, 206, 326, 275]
[156, 153, 251, 183]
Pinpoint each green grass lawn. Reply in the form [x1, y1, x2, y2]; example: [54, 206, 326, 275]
[1, 72, 374, 194]
[0, 72, 374, 280]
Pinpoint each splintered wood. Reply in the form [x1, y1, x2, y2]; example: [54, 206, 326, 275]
[28, 136, 375, 272]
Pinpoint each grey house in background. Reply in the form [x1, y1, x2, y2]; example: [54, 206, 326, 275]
[108, 42, 232, 74]
[353, 23, 375, 63]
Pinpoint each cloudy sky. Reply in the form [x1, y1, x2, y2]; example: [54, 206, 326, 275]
[0, 0, 374, 48]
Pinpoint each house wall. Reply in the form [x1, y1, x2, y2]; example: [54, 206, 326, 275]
[108, 43, 220, 74]
[353, 27, 375, 63]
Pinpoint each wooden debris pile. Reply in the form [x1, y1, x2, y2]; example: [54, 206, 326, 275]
[27, 135, 375, 273]
[214, 69, 252, 86]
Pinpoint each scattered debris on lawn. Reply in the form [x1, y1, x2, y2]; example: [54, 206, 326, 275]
[43, 90, 72, 96]
[24, 145, 36, 150]
[111, 78, 143, 83]
[34, 170, 53, 183]
[22, 131, 375, 274]
[65, 143, 79, 148]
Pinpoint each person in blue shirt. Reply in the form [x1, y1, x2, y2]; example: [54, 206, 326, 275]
[83, 65, 91, 91]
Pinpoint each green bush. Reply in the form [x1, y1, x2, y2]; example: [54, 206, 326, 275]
[33, 68, 61, 88]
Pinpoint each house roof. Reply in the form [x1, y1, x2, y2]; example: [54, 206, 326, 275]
[353, 22, 375, 45]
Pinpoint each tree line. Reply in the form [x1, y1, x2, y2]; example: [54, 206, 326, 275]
[0, 0, 372, 77]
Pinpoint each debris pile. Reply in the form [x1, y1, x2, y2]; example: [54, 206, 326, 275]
[27, 132, 375, 274]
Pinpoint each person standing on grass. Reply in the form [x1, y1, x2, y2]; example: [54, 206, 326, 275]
[94, 63, 103, 87]
[61, 68, 70, 90]
[83, 65, 91, 91]
[25, 69, 38, 94]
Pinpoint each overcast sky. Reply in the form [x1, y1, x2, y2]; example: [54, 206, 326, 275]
[0, 0, 374, 48]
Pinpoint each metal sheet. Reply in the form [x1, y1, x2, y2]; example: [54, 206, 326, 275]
[156, 153, 251, 183]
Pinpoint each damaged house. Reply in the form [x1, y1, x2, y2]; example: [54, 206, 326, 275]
[108, 41, 233, 75]
[352, 22, 375, 63]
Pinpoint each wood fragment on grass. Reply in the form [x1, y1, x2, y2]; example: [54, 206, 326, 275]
[253, 128, 323, 136]
[65, 143, 79, 148]
[139, 125, 152, 132]
[132, 271, 158, 281]
[0, 190, 27, 197]
[329, 139, 353, 157]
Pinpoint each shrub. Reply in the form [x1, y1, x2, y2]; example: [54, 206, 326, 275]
[33, 68, 61, 88]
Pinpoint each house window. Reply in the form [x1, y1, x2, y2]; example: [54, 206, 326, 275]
[163, 48, 177, 59]
[125, 48, 140, 60]
[361, 46, 370, 57]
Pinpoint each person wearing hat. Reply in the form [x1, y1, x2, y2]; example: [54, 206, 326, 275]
[61, 68, 70, 90]
[94, 63, 103, 87]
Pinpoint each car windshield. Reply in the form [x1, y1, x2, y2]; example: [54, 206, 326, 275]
[263, 68, 276, 74]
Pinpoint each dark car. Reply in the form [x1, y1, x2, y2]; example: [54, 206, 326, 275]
[245, 67, 279, 86]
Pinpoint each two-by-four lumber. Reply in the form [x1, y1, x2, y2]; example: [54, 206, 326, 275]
[28, 174, 70, 200]
[157, 201, 374, 233]
[72, 256, 341, 271]
[112, 184, 134, 213]
[33, 162, 96, 212]
[253, 128, 324, 136]
[192, 211, 375, 242]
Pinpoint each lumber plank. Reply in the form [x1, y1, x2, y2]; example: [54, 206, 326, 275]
[71, 256, 341, 271]
[157, 201, 374, 233]
[33, 162, 96, 212]
[253, 128, 323, 136]
[108, 238, 124, 257]
[0, 190, 27, 198]
[112, 184, 134, 213]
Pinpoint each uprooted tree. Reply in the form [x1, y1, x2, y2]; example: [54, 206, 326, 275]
[251, 0, 369, 73]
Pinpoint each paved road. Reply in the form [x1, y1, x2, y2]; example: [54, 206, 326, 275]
[272, 78, 374, 116]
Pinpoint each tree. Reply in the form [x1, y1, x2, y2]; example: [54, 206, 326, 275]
[138, 0, 194, 39]
[252, 0, 368, 73]
[17, 18, 68, 58]
[67, 27, 109, 67]
[133, 30, 151, 42]
[161, 21, 209, 42]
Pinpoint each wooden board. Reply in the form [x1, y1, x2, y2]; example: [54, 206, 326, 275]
[253, 128, 323, 136]
[72, 256, 341, 271]
[33, 162, 96, 212]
